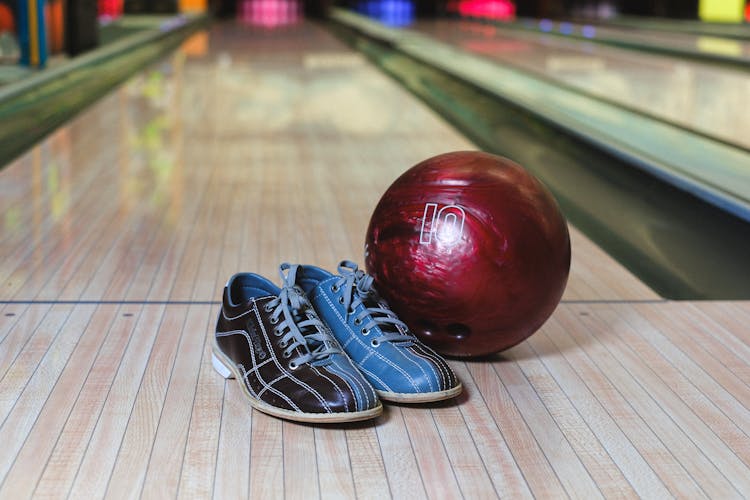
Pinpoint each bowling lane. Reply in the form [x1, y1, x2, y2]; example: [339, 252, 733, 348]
[411, 19, 750, 150]
[5, 18, 750, 500]
[0, 21, 653, 303]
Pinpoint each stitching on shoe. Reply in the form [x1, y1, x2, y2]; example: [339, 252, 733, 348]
[216, 329, 250, 338]
[222, 297, 258, 320]
[416, 342, 456, 387]
[241, 357, 274, 377]
[333, 355, 377, 407]
[237, 344, 301, 411]
[310, 365, 350, 412]
[251, 305, 331, 412]
[256, 373, 291, 399]
[324, 360, 365, 411]
[349, 302, 438, 392]
[236, 363, 260, 397]
[408, 344, 447, 391]
[316, 300, 392, 392]
[246, 367, 299, 411]
[309, 276, 338, 304]
[320, 292, 420, 391]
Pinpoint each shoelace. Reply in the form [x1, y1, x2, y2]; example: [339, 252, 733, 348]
[334, 261, 414, 346]
[264, 263, 341, 369]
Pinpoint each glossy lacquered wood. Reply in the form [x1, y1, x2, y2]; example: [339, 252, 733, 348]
[1, 21, 748, 499]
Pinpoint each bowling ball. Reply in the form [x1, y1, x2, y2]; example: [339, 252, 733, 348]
[365, 151, 570, 357]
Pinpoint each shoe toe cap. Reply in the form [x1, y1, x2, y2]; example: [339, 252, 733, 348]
[378, 347, 460, 395]
[316, 361, 380, 413]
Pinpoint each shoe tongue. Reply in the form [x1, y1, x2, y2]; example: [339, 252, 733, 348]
[288, 292, 326, 338]
[288, 299, 310, 327]
[290, 284, 306, 297]
[290, 303, 310, 326]
[297, 307, 339, 361]
[311, 336, 338, 357]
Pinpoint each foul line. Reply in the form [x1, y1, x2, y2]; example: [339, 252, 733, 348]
[0, 299, 667, 305]
[0, 300, 222, 305]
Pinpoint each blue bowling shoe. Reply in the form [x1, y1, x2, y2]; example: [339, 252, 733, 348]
[296, 261, 462, 403]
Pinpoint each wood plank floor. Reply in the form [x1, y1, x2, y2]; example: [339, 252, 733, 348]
[1, 21, 748, 499]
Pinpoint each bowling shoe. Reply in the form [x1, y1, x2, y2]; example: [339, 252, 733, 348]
[296, 261, 462, 403]
[212, 263, 382, 423]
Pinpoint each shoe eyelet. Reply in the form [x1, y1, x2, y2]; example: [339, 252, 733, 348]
[289, 361, 299, 370]
[371, 339, 380, 347]
[338, 296, 345, 304]
[264, 304, 273, 312]
[354, 318, 362, 325]
[279, 340, 288, 348]
[283, 351, 291, 359]
[270, 316, 279, 324]
[331, 284, 339, 293]
[361, 328, 369, 335]
[274, 327, 283, 336]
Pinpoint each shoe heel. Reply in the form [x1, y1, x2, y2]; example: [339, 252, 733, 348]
[212, 352, 235, 379]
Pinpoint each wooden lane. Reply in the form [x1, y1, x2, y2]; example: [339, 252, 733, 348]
[1, 20, 749, 500]
[0, 33, 654, 305]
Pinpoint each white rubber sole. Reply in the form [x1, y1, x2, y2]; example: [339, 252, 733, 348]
[376, 383, 463, 403]
[212, 352, 234, 379]
[211, 343, 382, 423]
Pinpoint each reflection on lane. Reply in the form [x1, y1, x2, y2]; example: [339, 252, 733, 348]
[412, 20, 750, 150]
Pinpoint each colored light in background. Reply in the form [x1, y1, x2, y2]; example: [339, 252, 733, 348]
[179, 0, 207, 13]
[745, 2, 750, 21]
[581, 25, 596, 38]
[538, 18, 553, 31]
[457, 0, 515, 20]
[356, 0, 415, 27]
[98, 0, 124, 21]
[597, 2, 617, 19]
[699, 0, 744, 22]
[18, 0, 47, 67]
[559, 21, 573, 34]
[46, 0, 64, 53]
[0, 4, 14, 31]
[238, 0, 300, 27]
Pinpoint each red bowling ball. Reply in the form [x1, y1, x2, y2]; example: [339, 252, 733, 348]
[365, 151, 571, 357]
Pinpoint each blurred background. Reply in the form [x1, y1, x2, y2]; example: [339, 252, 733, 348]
[1, 0, 748, 77]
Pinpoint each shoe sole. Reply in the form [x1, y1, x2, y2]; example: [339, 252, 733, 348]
[376, 383, 463, 403]
[211, 341, 383, 423]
